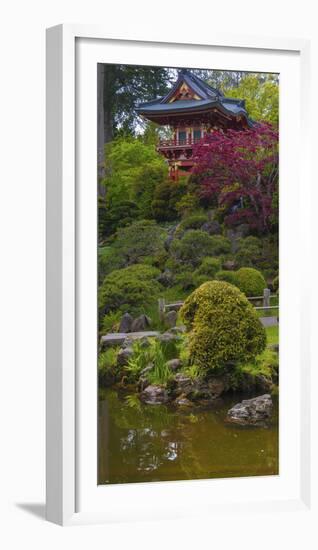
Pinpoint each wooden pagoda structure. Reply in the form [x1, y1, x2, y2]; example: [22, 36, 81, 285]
[136, 69, 253, 179]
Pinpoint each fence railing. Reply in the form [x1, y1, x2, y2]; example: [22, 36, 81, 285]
[158, 288, 278, 322]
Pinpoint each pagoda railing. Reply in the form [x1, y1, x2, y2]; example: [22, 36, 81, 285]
[158, 136, 203, 148]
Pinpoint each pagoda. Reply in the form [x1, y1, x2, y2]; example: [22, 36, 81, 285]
[136, 69, 253, 179]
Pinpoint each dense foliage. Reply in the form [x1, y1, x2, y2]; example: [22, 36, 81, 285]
[180, 281, 266, 371]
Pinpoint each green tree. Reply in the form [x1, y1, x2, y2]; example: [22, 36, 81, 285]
[100, 138, 168, 234]
[226, 74, 279, 125]
[99, 64, 171, 143]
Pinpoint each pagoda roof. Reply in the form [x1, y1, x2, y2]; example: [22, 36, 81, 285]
[136, 69, 253, 127]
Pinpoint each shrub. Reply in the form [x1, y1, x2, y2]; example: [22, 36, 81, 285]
[194, 257, 221, 278]
[99, 264, 161, 316]
[209, 235, 231, 255]
[98, 198, 140, 239]
[235, 267, 266, 297]
[176, 213, 208, 235]
[171, 230, 230, 267]
[272, 275, 279, 292]
[151, 178, 187, 221]
[175, 192, 200, 218]
[180, 281, 266, 372]
[112, 219, 165, 266]
[174, 271, 195, 291]
[215, 270, 239, 286]
[235, 236, 262, 267]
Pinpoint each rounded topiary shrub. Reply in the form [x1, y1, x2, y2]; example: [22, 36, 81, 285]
[180, 281, 266, 372]
[235, 267, 266, 297]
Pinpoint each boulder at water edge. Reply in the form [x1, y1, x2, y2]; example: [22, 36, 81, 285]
[140, 385, 169, 405]
[226, 394, 273, 427]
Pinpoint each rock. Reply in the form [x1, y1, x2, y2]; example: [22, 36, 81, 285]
[173, 373, 192, 394]
[207, 377, 229, 398]
[170, 373, 230, 401]
[138, 377, 149, 391]
[140, 384, 169, 405]
[123, 331, 159, 347]
[222, 260, 237, 271]
[166, 358, 182, 372]
[164, 310, 177, 328]
[201, 220, 221, 235]
[100, 333, 128, 348]
[235, 372, 272, 394]
[119, 312, 133, 333]
[157, 269, 174, 287]
[158, 331, 178, 345]
[131, 314, 152, 332]
[174, 394, 193, 407]
[117, 346, 134, 366]
[226, 394, 273, 427]
[101, 331, 159, 349]
[170, 325, 186, 334]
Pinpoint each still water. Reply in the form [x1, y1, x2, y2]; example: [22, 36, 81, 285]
[98, 389, 278, 485]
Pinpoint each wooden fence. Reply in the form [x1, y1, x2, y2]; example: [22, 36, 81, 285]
[158, 288, 278, 322]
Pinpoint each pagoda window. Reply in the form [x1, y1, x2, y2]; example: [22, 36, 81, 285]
[178, 130, 187, 144]
[193, 128, 202, 142]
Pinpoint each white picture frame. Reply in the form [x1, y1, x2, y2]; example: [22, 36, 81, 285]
[46, 25, 312, 526]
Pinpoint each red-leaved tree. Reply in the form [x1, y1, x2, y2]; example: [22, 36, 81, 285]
[191, 124, 278, 233]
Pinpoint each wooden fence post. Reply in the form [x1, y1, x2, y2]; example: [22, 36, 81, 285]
[158, 298, 165, 322]
[263, 288, 270, 308]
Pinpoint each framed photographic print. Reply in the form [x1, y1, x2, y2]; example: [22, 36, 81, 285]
[46, 25, 311, 525]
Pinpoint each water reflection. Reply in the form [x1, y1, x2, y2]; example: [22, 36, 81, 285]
[98, 389, 278, 485]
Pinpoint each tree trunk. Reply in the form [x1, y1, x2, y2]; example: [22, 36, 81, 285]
[97, 64, 106, 197]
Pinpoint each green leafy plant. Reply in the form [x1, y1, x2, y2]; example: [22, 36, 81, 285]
[98, 348, 120, 386]
[125, 394, 142, 411]
[100, 311, 122, 334]
[147, 339, 172, 385]
[125, 340, 152, 380]
[183, 364, 204, 380]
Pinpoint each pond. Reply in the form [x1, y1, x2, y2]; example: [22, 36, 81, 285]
[98, 389, 278, 485]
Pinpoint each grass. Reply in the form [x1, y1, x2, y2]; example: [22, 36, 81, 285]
[265, 325, 279, 346]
